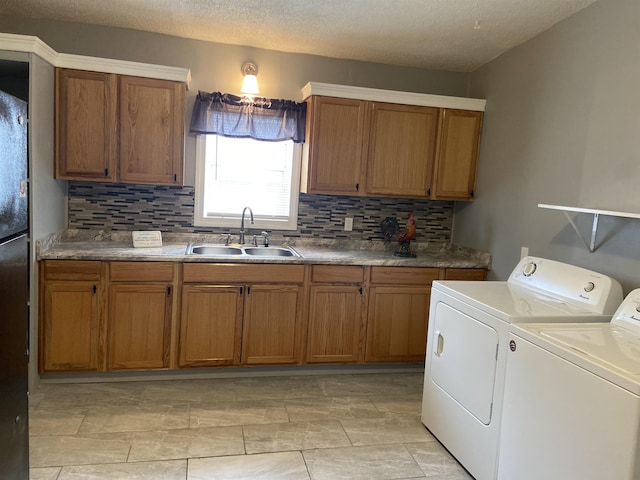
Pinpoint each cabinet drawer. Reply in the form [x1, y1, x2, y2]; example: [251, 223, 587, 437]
[311, 265, 364, 284]
[183, 263, 305, 284]
[370, 267, 439, 285]
[43, 260, 102, 281]
[110, 262, 175, 282]
[444, 268, 486, 281]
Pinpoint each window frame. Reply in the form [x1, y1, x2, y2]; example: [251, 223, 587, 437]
[193, 135, 301, 230]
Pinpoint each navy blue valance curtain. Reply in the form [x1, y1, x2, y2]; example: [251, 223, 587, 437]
[189, 91, 307, 143]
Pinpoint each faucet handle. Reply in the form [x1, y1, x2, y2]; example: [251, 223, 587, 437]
[252, 235, 259, 247]
[224, 233, 231, 246]
[261, 231, 270, 247]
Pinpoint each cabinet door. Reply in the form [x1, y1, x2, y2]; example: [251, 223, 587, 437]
[432, 109, 483, 201]
[41, 281, 102, 372]
[365, 285, 431, 362]
[366, 103, 438, 197]
[242, 285, 304, 365]
[303, 96, 367, 195]
[119, 76, 185, 185]
[307, 286, 363, 364]
[179, 285, 243, 367]
[55, 68, 117, 181]
[108, 284, 172, 370]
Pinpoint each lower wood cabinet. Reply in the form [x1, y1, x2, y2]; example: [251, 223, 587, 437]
[180, 264, 306, 367]
[242, 285, 305, 365]
[306, 266, 365, 364]
[107, 262, 175, 370]
[107, 283, 172, 370]
[39, 260, 104, 372]
[179, 285, 243, 367]
[39, 260, 486, 373]
[365, 267, 440, 363]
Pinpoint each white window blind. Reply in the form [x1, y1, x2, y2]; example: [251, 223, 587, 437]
[194, 135, 300, 230]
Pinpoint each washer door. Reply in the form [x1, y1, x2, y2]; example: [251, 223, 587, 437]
[431, 302, 499, 424]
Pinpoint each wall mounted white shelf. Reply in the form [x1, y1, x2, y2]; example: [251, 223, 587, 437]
[538, 204, 640, 252]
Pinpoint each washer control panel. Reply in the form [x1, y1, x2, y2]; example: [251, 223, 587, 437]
[612, 288, 640, 333]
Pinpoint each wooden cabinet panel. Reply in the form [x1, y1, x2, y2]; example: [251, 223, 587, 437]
[183, 263, 305, 284]
[444, 268, 487, 281]
[241, 285, 304, 365]
[370, 266, 439, 285]
[433, 109, 483, 201]
[119, 76, 185, 185]
[365, 285, 431, 363]
[302, 96, 367, 195]
[110, 261, 175, 282]
[311, 265, 364, 284]
[108, 284, 172, 370]
[55, 69, 117, 181]
[306, 286, 363, 364]
[41, 281, 102, 372]
[179, 285, 243, 367]
[43, 260, 102, 281]
[366, 103, 438, 197]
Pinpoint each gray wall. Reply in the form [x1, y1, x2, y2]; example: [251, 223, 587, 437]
[456, 0, 640, 293]
[28, 53, 66, 390]
[0, 16, 470, 185]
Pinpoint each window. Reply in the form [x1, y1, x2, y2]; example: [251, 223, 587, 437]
[194, 134, 301, 230]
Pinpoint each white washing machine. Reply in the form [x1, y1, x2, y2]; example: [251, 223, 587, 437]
[497, 289, 640, 480]
[421, 256, 623, 480]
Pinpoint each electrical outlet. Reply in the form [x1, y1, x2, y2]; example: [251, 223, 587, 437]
[344, 217, 353, 231]
[520, 246, 529, 259]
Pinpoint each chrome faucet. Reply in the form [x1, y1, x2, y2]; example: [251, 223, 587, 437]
[239, 207, 254, 244]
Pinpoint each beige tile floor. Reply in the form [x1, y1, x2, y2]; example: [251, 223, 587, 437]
[28, 372, 473, 480]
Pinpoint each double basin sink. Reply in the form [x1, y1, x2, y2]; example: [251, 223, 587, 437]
[186, 244, 300, 258]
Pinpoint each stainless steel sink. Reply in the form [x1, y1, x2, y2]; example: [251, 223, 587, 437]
[243, 247, 298, 257]
[186, 244, 299, 258]
[188, 245, 243, 256]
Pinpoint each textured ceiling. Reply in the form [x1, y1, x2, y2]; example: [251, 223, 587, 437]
[0, 0, 598, 71]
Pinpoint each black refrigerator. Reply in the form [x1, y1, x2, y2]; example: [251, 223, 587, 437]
[0, 89, 29, 478]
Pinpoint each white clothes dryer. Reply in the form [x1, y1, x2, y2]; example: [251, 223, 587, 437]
[497, 289, 640, 480]
[421, 256, 623, 480]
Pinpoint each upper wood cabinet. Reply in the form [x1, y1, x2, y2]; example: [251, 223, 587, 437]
[55, 69, 118, 181]
[119, 76, 185, 185]
[432, 109, 483, 201]
[301, 94, 483, 201]
[55, 68, 185, 185]
[302, 96, 368, 195]
[367, 103, 438, 197]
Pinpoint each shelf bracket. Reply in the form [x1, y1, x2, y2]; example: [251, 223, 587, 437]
[538, 203, 640, 253]
[562, 210, 599, 253]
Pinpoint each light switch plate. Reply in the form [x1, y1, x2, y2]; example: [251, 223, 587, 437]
[132, 231, 163, 248]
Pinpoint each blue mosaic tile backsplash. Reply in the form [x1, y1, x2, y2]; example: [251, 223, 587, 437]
[68, 182, 454, 242]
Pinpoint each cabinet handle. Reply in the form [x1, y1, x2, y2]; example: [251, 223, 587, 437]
[470, 190, 474, 198]
[355, 183, 360, 191]
[93, 285, 97, 294]
[167, 286, 172, 295]
[359, 287, 363, 295]
[104, 168, 109, 177]
[174, 174, 177, 182]
[427, 188, 431, 197]
[247, 286, 251, 294]
[240, 286, 243, 294]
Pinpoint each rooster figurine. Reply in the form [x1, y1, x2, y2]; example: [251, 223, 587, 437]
[380, 212, 417, 257]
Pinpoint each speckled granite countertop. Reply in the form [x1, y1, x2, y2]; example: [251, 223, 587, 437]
[38, 230, 491, 269]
